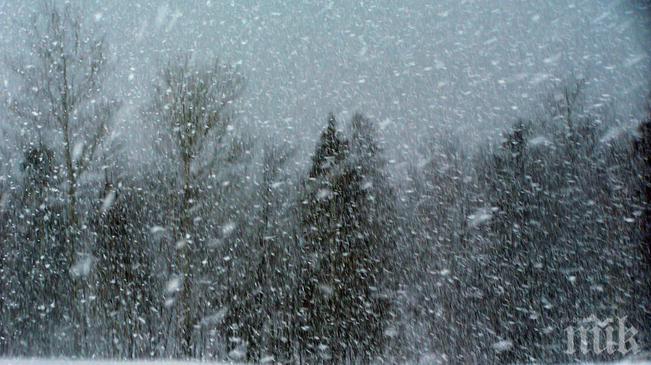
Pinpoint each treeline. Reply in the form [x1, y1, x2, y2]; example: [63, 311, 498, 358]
[400, 82, 651, 363]
[0, 3, 649, 364]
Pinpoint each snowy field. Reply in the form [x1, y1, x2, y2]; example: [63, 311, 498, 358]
[1, 359, 650, 365]
[0, 361, 235, 365]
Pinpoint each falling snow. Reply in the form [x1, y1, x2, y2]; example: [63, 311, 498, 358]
[0, 1, 649, 364]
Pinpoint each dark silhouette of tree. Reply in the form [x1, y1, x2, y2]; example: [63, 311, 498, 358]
[5, 4, 118, 351]
[0, 146, 70, 356]
[298, 113, 397, 363]
[148, 56, 245, 356]
[635, 99, 651, 297]
[297, 112, 349, 362]
[92, 174, 160, 358]
[8, 1, 116, 240]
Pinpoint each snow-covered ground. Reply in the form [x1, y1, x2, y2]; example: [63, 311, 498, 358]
[2, 359, 651, 365]
[0, 360, 236, 365]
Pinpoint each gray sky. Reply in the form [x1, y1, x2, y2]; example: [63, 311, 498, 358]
[1, 0, 649, 167]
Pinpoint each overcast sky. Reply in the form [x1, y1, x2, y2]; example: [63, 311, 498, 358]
[1, 0, 649, 167]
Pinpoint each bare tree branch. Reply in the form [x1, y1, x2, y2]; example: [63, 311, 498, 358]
[4, 1, 116, 230]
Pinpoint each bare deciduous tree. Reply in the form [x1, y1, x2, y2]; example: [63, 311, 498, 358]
[2, 2, 117, 354]
[6, 1, 116, 250]
[149, 56, 245, 356]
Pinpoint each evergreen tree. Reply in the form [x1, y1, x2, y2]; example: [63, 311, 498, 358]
[1, 146, 69, 356]
[636, 105, 651, 276]
[298, 113, 397, 363]
[92, 175, 160, 358]
[297, 113, 349, 361]
[339, 113, 398, 362]
[468, 82, 651, 362]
